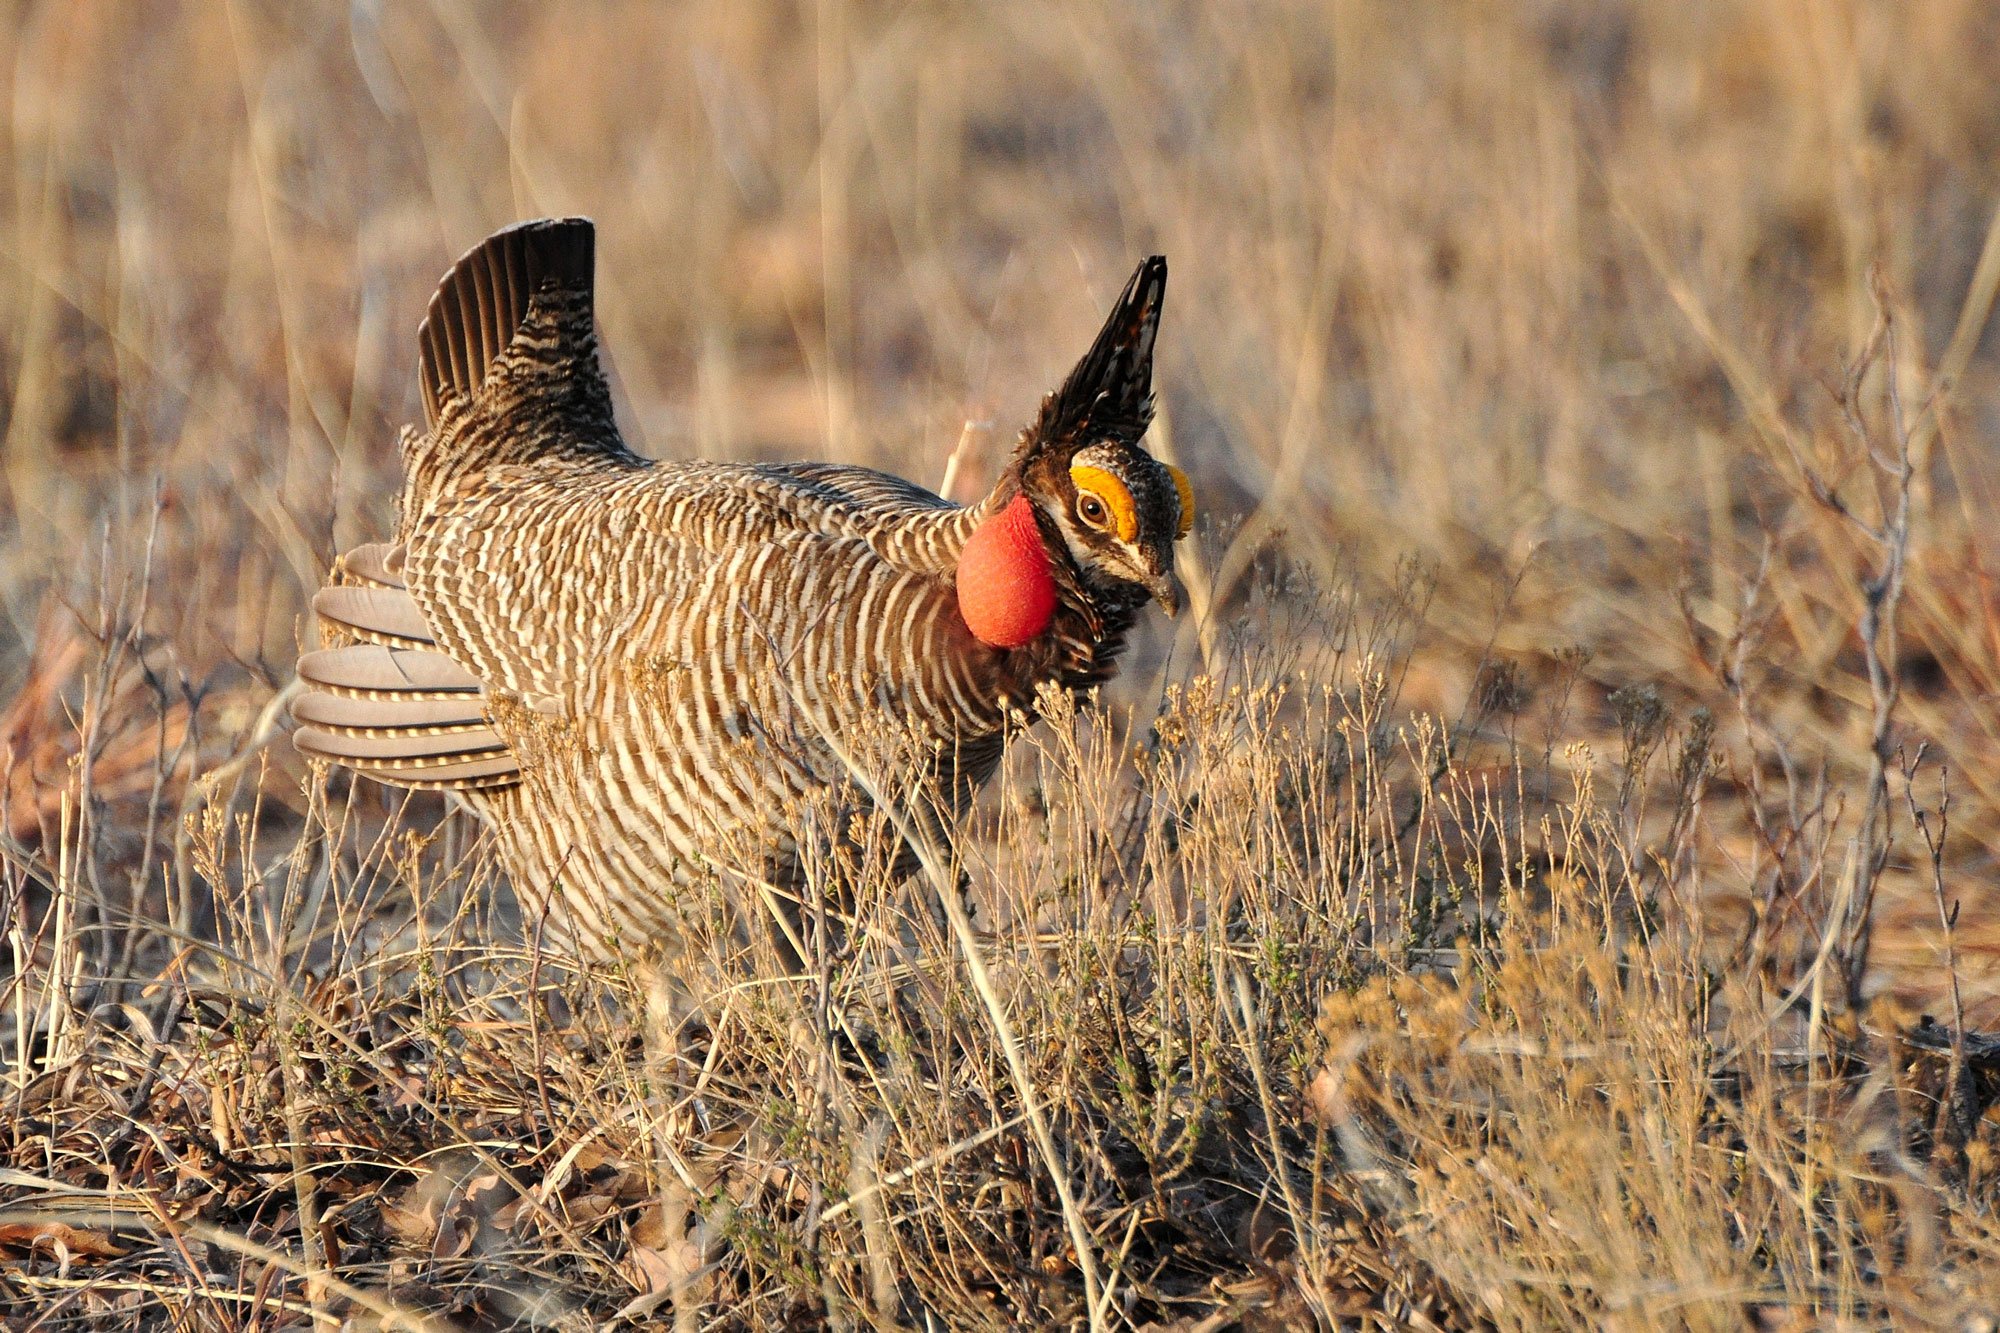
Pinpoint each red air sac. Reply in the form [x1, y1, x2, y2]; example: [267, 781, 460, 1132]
[956, 495, 1057, 648]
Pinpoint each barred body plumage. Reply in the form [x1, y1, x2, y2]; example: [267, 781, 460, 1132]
[295, 219, 1189, 960]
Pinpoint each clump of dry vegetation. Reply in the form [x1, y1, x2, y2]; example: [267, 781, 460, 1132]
[8, 2, 2000, 1327]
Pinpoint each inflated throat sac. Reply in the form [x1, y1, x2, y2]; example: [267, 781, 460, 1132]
[955, 495, 1057, 649]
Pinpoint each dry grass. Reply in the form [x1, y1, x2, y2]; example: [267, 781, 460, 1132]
[7, 1, 2000, 1327]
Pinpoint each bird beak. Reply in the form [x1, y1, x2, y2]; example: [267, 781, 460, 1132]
[1149, 570, 1184, 618]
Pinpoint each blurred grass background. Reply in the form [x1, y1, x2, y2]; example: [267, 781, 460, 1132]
[8, 1, 2000, 1324]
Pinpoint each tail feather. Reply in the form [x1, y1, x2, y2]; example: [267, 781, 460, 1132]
[416, 217, 598, 430]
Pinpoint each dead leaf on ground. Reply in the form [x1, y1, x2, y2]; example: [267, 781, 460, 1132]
[629, 1201, 669, 1248]
[378, 1189, 443, 1248]
[563, 1190, 620, 1228]
[0, 1221, 129, 1260]
[629, 1243, 678, 1295]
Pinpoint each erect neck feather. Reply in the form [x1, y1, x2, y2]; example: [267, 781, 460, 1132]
[954, 494, 1058, 649]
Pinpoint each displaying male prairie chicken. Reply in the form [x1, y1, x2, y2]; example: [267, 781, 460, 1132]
[293, 218, 1192, 960]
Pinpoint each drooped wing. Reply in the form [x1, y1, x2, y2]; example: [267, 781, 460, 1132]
[292, 542, 521, 790]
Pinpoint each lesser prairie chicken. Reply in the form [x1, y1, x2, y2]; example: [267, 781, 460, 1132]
[293, 219, 1191, 959]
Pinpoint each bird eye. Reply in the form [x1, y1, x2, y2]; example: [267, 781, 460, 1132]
[1068, 465, 1137, 540]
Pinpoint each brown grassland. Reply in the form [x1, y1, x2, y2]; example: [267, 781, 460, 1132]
[7, 1, 2000, 1327]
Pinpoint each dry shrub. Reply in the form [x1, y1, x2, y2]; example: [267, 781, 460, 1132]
[1318, 871, 2000, 1331]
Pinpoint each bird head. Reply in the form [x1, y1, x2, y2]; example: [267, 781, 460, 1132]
[955, 256, 1193, 650]
[1027, 438, 1192, 618]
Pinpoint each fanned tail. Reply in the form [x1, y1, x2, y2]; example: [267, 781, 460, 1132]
[416, 217, 599, 430]
[400, 217, 632, 520]
[293, 543, 521, 791]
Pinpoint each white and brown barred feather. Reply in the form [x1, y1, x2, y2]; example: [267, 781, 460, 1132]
[294, 219, 1168, 957]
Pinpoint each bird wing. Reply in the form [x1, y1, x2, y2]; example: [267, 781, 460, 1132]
[292, 542, 522, 790]
[331, 216, 979, 772]
[757, 461, 954, 515]
[400, 450, 981, 722]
